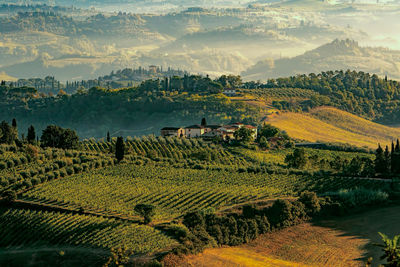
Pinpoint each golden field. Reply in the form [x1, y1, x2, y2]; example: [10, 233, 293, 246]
[266, 106, 400, 148]
[182, 205, 400, 267]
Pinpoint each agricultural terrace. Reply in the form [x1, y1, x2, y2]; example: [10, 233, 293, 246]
[22, 162, 389, 221]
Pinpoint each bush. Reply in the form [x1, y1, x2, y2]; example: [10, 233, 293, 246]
[299, 191, 321, 216]
[0, 162, 6, 170]
[22, 179, 32, 188]
[30, 177, 41, 186]
[134, 204, 156, 224]
[324, 187, 389, 209]
[2, 190, 17, 202]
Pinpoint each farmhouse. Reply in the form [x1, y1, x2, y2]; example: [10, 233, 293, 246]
[223, 89, 236, 97]
[185, 125, 205, 138]
[161, 119, 257, 140]
[160, 127, 185, 137]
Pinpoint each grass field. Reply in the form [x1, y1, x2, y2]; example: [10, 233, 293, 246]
[266, 106, 400, 148]
[183, 205, 400, 267]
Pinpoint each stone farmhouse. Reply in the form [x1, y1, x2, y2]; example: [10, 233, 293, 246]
[161, 119, 257, 140]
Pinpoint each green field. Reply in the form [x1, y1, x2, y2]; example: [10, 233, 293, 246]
[22, 161, 387, 221]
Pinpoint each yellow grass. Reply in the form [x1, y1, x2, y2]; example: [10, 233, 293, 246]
[183, 205, 400, 267]
[266, 106, 400, 148]
[183, 247, 307, 267]
[0, 71, 17, 82]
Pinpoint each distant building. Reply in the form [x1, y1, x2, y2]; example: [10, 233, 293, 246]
[185, 125, 205, 138]
[160, 119, 257, 140]
[161, 127, 184, 137]
[149, 65, 158, 73]
[223, 89, 236, 97]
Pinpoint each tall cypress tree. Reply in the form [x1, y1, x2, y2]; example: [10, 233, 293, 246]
[11, 118, 18, 138]
[391, 141, 395, 174]
[27, 125, 36, 144]
[375, 144, 386, 176]
[115, 136, 125, 162]
[395, 139, 400, 174]
[107, 131, 111, 142]
[384, 146, 391, 175]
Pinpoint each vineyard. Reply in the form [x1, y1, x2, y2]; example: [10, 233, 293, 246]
[0, 207, 177, 253]
[21, 163, 388, 221]
[0, 136, 393, 263]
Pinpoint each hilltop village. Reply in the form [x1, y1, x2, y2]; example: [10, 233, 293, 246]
[161, 119, 257, 140]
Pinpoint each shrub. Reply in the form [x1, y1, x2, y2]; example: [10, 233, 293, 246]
[324, 187, 389, 209]
[22, 179, 32, 188]
[66, 167, 74, 175]
[299, 191, 321, 216]
[31, 178, 41, 186]
[134, 204, 156, 224]
[0, 178, 9, 187]
[2, 190, 17, 202]
[0, 162, 6, 170]
[267, 199, 294, 228]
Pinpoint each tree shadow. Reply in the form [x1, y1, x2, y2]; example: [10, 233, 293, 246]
[311, 205, 400, 266]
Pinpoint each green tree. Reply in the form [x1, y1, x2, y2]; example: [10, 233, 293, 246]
[299, 191, 320, 215]
[134, 204, 156, 224]
[258, 136, 269, 149]
[285, 148, 308, 169]
[103, 245, 133, 267]
[27, 125, 36, 144]
[41, 125, 79, 149]
[234, 127, 253, 142]
[0, 121, 17, 144]
[375, 144, 386, 176]
[258, 123, 280, 139]
[115, 136, 125, 162]
[107, 131, 111, 142]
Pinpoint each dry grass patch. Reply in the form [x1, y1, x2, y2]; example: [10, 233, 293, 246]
[183, 205, 400, 267]
[266, 107, 400, 148]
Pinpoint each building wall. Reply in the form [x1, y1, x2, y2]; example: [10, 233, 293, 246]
[185, 128, 204, 138]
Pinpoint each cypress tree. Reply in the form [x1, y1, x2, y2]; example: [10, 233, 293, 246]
[375, 144, 386, 176]
[107, 131, 111, 142]
[27, 125, 36, 144]
[395, 139, 400, 174]
[201, 118, 207, 127]
[384, 145, 391, 176]
[391, 141, 395, 174]
[11, 118, 18, 138]
[115, 136, 125, 162]
[11, 118, 17, 129]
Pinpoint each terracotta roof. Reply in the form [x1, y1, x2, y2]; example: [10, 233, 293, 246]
[245, 125, 257, 129]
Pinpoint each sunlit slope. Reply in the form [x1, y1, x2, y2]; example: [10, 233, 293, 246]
[0, 71, 17, 81]
[266, 106, 400, 148]
[184, 247, 308, 267]
[183, 205, 400, 267]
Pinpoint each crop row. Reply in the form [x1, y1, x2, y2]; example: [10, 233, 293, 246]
[21, 163, 388, 220]
[0, 207, 177, 252]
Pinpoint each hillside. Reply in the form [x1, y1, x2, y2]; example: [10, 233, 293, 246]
[242, 39, 400, 81]
[183, 205, 400, 266]
[266, 106, 400, 148]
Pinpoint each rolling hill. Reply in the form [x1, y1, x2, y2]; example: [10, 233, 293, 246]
[266, 106, 400, 148]
[242, 39, 400, 81]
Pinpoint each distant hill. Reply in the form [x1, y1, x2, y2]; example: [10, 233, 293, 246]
[266, 106, 400, 148]
[0, 71, 17, 81]
[242, 39, 400, 81]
